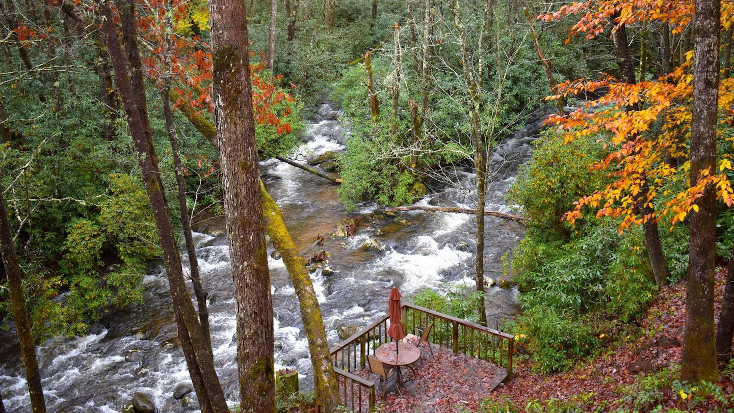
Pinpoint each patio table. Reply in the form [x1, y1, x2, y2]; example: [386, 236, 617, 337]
[375, 341, 420, 389]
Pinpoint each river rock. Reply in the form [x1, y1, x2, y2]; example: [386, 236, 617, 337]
[270, 250, 282, 260]
[337, 325, 360, 340]
[173, 383, 193, 400]
[132, 391, 156, 413]
[410, 181, 427, 198]
[395, 217, 412, 226]
[484, 278, 496, 288]
[124, 348, 145, 363]
[307, 263, 323, 273]
[360, 238, 386, 252]
[321, 160, 338, 172]
[122, 403, 135, 413]
[456, 241, 471, 252]
[322, 266, 336, 276]
[180, 395, 199, 410]
[309, 150, 338, 165]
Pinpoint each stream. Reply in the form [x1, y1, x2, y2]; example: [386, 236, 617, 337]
[0, 102, 544, 412]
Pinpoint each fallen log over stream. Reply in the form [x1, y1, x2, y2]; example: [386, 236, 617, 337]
[384, 205, 527, 222]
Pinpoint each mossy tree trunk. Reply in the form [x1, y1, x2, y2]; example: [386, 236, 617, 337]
[261, 183, 341, 412]
[209, 0, 276, 410]
[0, 193, 46, 413]
[102, 2, 228, 411]
[681, 0, 720, 383]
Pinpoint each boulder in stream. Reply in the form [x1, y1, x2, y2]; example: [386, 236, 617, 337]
[456, 241, 471, 252]
[360, 238, 386, 252]
[180, 395, 199, 411]
[322, 266, 336, 276]
[132, 391, 156, 413]
[270, 250, 282, 260]
[308, 150, 338, 165]
[173, 382, 193, 400]
[122, 403, 136, 413]
[321, 160, 338, 172]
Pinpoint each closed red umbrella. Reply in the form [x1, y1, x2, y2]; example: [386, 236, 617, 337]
[388, 287, 405, 357]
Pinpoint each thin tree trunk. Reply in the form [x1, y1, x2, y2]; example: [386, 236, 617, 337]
[169, 87, 341, 411]
[102, 3, 228, 411]
[524, 8, 565, 116]
[0, 97, 12, 143]
[716, 251, 734, 364]
[97, 45, 118, 141]
[453, 0, 487, 326]
[391, 23, 401, 137]
[285, 0, 297, 41]
[420, 0, 433, 118]
[0, 192, 46, 413]
[260, 183, 341, 411]
[723, 27, 732, 79]
[2, 0, 34, 71]
[371, 0, 377, 21]
[681, 0, 720, 383]
[267, 0, 277, 71]
[365, 51, 380, 119]
[210, 0, 276, 409]
[407, 2, 420, 74]
[660, 22, 672, 76]
[410, 100, 420, 169]
[614, 20, 671, 286]
[160, 9, 212, 352]
[323, 0, 334, 31]
[639, 20, 648, 81]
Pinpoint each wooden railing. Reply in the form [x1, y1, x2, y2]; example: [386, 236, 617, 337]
[401, 303, 514, 378]
[325, 304, 514, 412]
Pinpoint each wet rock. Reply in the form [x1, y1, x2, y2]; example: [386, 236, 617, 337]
[122, 403, 135, 413]
[322, 266, 336, 276]
[337, 325, 360, 340]
[456, 242, 471, 252]
[274, 340, 284, 351]
[309, 150, 338, 165]
[484, 278, 495, 288]
[208, 293, 217, 304]
[124, 348, 145, 363]
[132, 391, 156, 413]
[360, 238, 386, 252]
[321, 160, 338, 172]
[395, 218, 412, 227]
[173, 382, 193, 400]
[410, 181, 427, 199]
[88, 322, 106, 336]
[307, 263, 323, 273]
[270, 250, 282, 260]
[181, 395, 199, 410]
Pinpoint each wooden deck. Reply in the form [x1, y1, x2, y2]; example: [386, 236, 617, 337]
[353, 341, 507, 412]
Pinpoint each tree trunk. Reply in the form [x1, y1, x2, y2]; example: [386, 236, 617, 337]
[365, 51, 380, 119]
[209, 0, 276, 409]
[371, 0, 377, 21]
[323, 0, 334, 31]
[723, 27, 732, 79]
[161, 67, 212, 352]
[260, 183, 341, 411]
[97, 45, 118, 141]
[391, 23, 401, 137]
[102, 3, 228, 411]
[407, 2, 420, 74]
[285, 0, 297, 41]
[716, 251, 734, 364]
[0, 97, 12, 143]
[410, 100, 420, 169]
[524, 8, 565, 116]
[639, 21, 648, 81]
[267, 0, 277, 71]
[2, 0, 34, 71]
[453, 0, 488, 326]
[660, 22, 672, 76]
[0, 193, 46, 413]
[168, 85, 341, 412]
[420, 0, 433, 118]
[681, 0, 720, 383]
[614, 20, 670, 286]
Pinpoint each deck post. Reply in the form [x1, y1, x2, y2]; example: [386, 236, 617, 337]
[452, 321, 459, 353]
[506, 337, 514, 379]
[360, 336, 366, 369]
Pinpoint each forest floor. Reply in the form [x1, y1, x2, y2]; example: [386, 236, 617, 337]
[367, 269, 734, 412]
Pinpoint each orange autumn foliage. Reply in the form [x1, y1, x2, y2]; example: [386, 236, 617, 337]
[541, 0, 734, 231]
